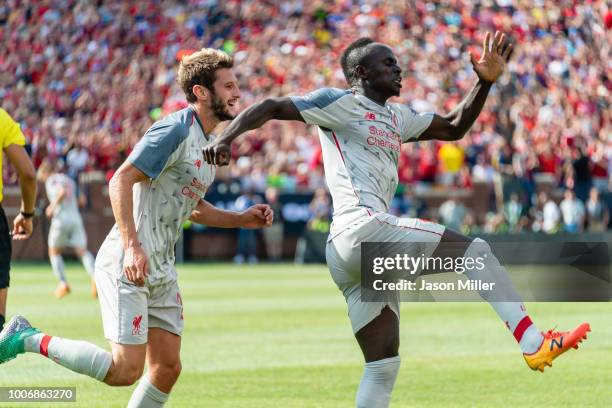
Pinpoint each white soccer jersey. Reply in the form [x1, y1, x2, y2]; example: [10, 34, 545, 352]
[291, 88, 433, 238]
[97, 107, 215, 286]
[45, 173, 80, 221]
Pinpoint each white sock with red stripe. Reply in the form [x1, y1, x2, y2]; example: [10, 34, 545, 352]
[24, 334, 111, 381]
[464, 239, 544, 354]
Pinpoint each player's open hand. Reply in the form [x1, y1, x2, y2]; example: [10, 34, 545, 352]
[123, 244, 148, 287]
[471, 31, 513, 83]
[239, 204, 274, 228]
[12, 213, 33, 240]
[203, 142, 232, 166]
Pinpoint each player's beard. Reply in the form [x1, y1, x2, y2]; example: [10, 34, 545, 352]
[211, 93, 235, 121]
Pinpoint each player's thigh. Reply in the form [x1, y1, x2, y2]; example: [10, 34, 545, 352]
[48, 220, 70, 248]
[97, 266, 150, 345]
[148, 280, 184, 339]
[68, 219, 88, 250]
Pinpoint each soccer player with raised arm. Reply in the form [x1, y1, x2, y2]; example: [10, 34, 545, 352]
[0, 49, 273, 408]
[204, 33, 590, 407]
[38, 160, 97, 299]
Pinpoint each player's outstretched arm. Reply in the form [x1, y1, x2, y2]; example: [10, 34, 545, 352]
[190, 199, 273, 229]
[204, 97, 304, 166]
[419, 31, 513, 141]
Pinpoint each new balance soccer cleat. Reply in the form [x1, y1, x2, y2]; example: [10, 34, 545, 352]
[0, 316, 40, 364]
[524, 323, 590, 372]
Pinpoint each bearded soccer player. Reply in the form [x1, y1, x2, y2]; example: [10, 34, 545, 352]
[204, 32, 590, 407]
[0, 49, 273, 408]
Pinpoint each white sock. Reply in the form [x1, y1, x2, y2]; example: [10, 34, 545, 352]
[80, 251, 95, 277]
[355, 356, 400, 408]
[50, 254, 67, 283]
[464, 239, 543, 354]
[127, 375, 169, 408]
[24, 333, 111, 381]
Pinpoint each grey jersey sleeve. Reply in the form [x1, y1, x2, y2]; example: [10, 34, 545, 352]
[290, 88, 350, 130]
[396, 104, 434, 143]
[128, 120, 189, 179]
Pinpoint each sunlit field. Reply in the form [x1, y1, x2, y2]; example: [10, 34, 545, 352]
[1, 262, 610, 407]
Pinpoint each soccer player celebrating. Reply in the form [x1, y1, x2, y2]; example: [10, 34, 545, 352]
[204, 32, 590, 407]
[0, 49, 273, 408]
[37, 160, 97, 298]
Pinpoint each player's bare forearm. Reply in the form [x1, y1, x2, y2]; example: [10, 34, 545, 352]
[204, 97, 303, 165]
[419, 31, 512, 142]
[190, 200, 273, 229]
[420, 79, 492, 141]
[108, 162, 148, 250]
[219, 97, 302, 145]
[4, 144, 37, 213]
[189, 199, 242, 228]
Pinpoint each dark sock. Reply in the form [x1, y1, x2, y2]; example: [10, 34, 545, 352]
[0, 314, 5, 331]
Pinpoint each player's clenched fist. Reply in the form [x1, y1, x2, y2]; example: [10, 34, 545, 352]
[203, 142, 231, 166]
[123, 244, 148, 287]
[239, 204, 274, 228]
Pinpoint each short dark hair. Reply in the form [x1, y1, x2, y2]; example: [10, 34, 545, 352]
[341, 37, 374, 87]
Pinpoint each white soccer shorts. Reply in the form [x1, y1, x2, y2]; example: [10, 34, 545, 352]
[95, 259, 184, 345]
[326, 211, 445, 334]
[48, 217, 87, 249]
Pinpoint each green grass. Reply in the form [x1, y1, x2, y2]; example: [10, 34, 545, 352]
[0, 262, 610, 407]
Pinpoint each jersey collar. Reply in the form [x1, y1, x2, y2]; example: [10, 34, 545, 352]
[189, 105, 209, 141]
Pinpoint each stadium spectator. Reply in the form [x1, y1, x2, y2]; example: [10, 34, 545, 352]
[559, 189, 586, 233]
[504, 192, 523, 232]
[542, 193, 562, 234]
[585, 187, 609, 232]
[0, 0, 609, 233]
[234, 190, 259, 264]
[262, 187, 283, 261]
[438, 197, 466, 231]
[307, 188, 331, 234]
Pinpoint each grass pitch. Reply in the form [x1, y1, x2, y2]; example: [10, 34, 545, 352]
[0, 262, 610, 407]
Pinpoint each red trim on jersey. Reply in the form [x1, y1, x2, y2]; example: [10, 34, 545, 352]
[372, 215, 444, 237]
[331, 131, 346, 164]
[40, 335, 52, 357]
[513, 316, 533, 342]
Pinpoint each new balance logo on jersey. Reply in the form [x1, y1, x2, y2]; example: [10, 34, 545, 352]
[194, 159, 202, 169]
[132, 315, 143, 336]
[550, 336, 563, 351]
[364, 112, 376, 121]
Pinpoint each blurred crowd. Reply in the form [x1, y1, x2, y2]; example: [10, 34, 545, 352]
[1, 0, 610, 233]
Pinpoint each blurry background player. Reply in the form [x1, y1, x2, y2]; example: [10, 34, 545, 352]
[0, 108, 36, 330]
[205, 32, 590, 408]
[0, 49, 272, 408]
[37, 159, 97, 298]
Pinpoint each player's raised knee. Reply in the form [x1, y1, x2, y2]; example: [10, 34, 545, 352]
[105, 361, 144, 386]
[150, 361, 182, 382]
